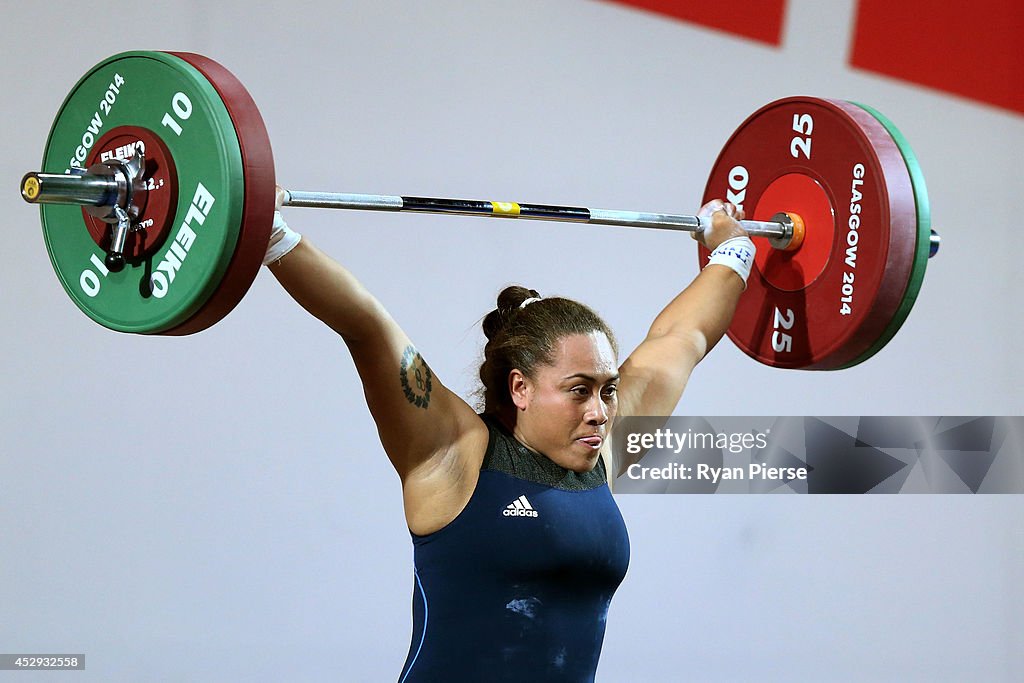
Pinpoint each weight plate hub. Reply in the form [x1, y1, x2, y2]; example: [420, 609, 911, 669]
[39, 51, 272, 335]
[701, 97, 917, 370]
[754, 172, 834, 292]
[82, 126, 178, 260]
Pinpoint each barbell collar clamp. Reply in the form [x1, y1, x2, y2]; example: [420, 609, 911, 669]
[81, 160, 130, 224]
[22, 152, 146, 223]
[105, 205, 131, 273]
[23, 154, 147, 273]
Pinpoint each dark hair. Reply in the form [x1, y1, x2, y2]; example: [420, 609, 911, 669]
[478, 285, 618, 414]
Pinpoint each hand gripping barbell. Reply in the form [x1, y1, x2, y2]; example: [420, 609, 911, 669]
[20, 51, 938, 369]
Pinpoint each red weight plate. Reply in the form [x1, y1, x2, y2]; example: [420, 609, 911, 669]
[159, 52, 275, 336]
[83, 126, 178, 260]
[700, 97, 916, 369]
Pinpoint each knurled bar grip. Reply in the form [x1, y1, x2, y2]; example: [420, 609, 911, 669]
[20, 171, 790, 239]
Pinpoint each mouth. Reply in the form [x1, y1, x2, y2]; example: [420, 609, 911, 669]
[576, 435, 604, 449]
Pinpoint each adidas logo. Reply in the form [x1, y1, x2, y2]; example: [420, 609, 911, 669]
[503, 495, 539, 518]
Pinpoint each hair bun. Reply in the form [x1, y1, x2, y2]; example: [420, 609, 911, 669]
[482, 285, 541, 340]
[498, 285, 541, 311]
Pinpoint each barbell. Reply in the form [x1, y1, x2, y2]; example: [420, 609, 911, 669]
[20, 51, 938, 369]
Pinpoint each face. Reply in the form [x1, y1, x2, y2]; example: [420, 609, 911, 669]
[509, 332, 619, 472]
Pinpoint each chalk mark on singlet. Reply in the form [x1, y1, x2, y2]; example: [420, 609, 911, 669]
[400, 345, 433, 409]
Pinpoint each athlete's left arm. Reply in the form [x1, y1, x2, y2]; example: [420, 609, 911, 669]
[607, 203, 747, 475]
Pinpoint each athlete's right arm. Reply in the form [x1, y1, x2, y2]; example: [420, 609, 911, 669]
[265, 223, 486, 484]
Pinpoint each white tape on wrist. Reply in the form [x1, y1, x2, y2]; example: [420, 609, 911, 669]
[705, 236, 756, 288]
[263, 211, 302, 266]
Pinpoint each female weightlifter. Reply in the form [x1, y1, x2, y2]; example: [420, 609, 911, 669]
[264, 188, 751, 682]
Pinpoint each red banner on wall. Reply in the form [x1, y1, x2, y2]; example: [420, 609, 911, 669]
[605, 0, 787, 46]
[850, 0, 1024, 115]
[606, 0, 1024, 115]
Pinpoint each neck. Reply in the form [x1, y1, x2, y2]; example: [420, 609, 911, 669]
[492, 407, 540, 456]
[493, 405, 517, 436]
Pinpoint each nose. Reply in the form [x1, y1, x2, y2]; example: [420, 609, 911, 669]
[584, 395, 609, 426]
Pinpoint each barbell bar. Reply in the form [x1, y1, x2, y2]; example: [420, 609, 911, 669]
[283, 190, 803, 239]
[279, 191, 936, 260]
[22, 175, 938, 270]
[23, 171, 803, 242]
[20, 51, 938, 369]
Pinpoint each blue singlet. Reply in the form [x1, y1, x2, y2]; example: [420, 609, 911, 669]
[398, 415, 630, 682]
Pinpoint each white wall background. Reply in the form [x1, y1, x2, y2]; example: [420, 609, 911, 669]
[2, 1, 1022, 680]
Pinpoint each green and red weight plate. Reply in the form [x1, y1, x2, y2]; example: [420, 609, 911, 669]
[37, 51, 273, 335]
[701, 97, 931, 370]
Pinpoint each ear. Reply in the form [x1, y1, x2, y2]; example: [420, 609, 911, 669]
[508, 369, 532, 411]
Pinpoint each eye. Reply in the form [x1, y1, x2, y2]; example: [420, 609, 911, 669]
[602, 385, 618, 399]
[571, 386, 590, 397]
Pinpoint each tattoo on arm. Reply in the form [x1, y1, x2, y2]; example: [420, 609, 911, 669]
[400, 345, 434, 409]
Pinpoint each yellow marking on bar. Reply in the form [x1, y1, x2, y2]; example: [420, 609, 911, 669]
[491, 201, 521, 217]
[23, 176, 40, 201]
